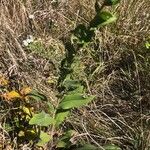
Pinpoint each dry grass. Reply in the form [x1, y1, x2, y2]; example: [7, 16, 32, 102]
[0, 0, 150, 149]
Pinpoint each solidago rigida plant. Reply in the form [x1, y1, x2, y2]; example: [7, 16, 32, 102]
[28, 0, 121, 149]
[0, 0, 121, 149]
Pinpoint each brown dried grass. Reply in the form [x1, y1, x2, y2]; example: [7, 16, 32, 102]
[0, 0, 150, 149]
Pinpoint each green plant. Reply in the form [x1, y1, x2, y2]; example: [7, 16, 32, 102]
[0, 0, 121, 149]
[71, 0, 119, 46]
[28, 81, 95, 148]
[27, 0, 121, 148]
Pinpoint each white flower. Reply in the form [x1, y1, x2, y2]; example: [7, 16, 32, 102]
[23, 40, 29, 47]
[22, 35, 34, 47]
[27, 35, 34, 43]
[29, 14, 34, 19]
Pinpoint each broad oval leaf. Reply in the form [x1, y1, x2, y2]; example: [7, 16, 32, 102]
[55, 110, 70, 127]
[56, 141, 67, 148]
[90, 11, 117, 28]
[58, 94, 95, 110]
[105, 0, 120, 6]
[37, 131, 51, 146]
[29, 111, 54, 126]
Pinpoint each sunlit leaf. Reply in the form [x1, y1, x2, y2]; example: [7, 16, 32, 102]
[145, 41, 150, 49]
[90, 11, 117, 29]
[55, 109, 70, 127]
[29, 111, 54, 126]
[37, 131, 51, 146]
[58, 94, 95, 110]
[56, 140, 67, 148]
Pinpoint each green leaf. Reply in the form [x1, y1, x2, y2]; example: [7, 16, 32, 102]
[26, 90, 47, 101]
[104, 144, 121, 150]
[56, 140, 67, 148]
[90, 11, 117, 28]
[29, 111, 54, 126]
[63, 79, 81, 90]
[37, 131, 51, 146]
[68, 85, 84, 95]
[63, 78, 84, 94]
[61, 130, 75, 139]
[56, 130, 76, 148]
[105, 0, 120, 6]
[145, 41, 150, 49]
[55, 110, 70, 127]
[76, 144, 99, 150]
[58, 94, 95, 110]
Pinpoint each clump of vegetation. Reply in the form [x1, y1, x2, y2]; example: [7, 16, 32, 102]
[0, 0, 121, 149]
[0, 0, 150, 149]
